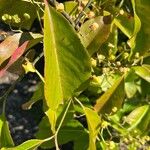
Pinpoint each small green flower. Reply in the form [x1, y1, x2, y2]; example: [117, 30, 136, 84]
[112, 107, 117, 113]
[98, 54, 105, 63]
[91, 58, 97, 67]
[90, 22, 99, 31]
[109, 54, 116, 61]
[22, 59, 36, 74]
[109, 141, 116, 149]
[135, 52, 140, 58]
[56, 3, 64, 12]
[12, 14, 21, 24]
[123, 52, 129, 60]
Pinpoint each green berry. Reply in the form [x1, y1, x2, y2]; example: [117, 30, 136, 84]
[23, 13, 30, 20]
[2, 14, 11, 22]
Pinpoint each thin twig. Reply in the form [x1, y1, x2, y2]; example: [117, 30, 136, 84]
[54, 99, 72, 150]
[1, 74, 24, 114]
[74, 0, 93, 27]
[47, 0, 75, 27]
[33, 52, 44, 65]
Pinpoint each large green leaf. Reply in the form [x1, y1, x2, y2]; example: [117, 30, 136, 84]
[79, 16, 111, 56]
[0, 0, 43, 30]
[129, 0, 150, 56]
[83, 107, 101, 150]
[125, 105, 149, 131]
[44, 3, 91, 110]
[94, 75, 125, 114]
[132, 64, 150, 83]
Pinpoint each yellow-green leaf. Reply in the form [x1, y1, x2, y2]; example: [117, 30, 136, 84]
[129, 0, 150, 56]
[84, 107, 101, 150]
[125, 105, 149, 131]
[44, 3, 91, 111]
[94, 75, 125, 114]
[79, 16, 111, 56]
[133, 64, 150, 83]
[0, 115, 14, 148]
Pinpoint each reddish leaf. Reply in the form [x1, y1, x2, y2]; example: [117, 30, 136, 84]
[0, 34, 21, 65]
[0, 33, 43, 66]
[0, 41, 29, 77]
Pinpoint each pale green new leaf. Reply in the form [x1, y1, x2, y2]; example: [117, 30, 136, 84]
[125, 70, 139, 98]
[84, 107, 101, 150]
[125, 105, 149, 131]
[44, 3, 91, 110]
[125, 82, 137, 98]
[133, 64, 150, 83]
[94, 75, 125, 114]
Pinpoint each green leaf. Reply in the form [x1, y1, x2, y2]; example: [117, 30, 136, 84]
[83, 107, 101, 150]
[141, 79, 150, 96]
[57, 120, 88, 150]
[137, 107, 150, 133]
[125, 70, 139, 98]
[129, 0, 150, 56]
[36, 116, 88, 149]
[64, 1, 78, 15]
[79, 16, 111, 56]
[114, 11, 134, 38]
[0, 0, 43, 30]
[6, 139, 45, 150]
[132, 64, 150, 83]
[94, 75, 125, 114]
[99, 24, 118, 56]
[125, 82, 137, 98]
[0, 115, 14, 148]
[44, 3, 91, 110]
[22, 82, 44, 110]
[125, 105, 149, 131]
[128, 0, 141, 49]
